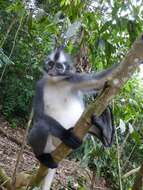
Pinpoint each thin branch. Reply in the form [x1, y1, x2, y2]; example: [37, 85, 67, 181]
[119, 132, 130, 158]
[0, 18, 17, 48]
[122, 166, 140, 178]
[0, 14, 24, 82]
[122, 144, 136, 170]
[90, 170, 96, 190]
[115, 127, 123, 190]
[11, 110, 33, 189]
[0, 168, 11, 190]
[0, 49, 15, 67]
[9, 15, 24, 59]
[120, 118, 137, 158]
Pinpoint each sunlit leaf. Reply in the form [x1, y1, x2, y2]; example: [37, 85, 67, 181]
[128, 122, 134, 133]
[118, 119, 126, 133]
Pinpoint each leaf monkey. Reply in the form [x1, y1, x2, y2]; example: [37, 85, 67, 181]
[28, 48, 114, 190]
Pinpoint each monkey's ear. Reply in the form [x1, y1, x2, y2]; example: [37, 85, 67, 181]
[89, 107, 114, 147]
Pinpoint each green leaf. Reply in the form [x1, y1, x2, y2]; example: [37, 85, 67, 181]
[131, 131, 141, 144]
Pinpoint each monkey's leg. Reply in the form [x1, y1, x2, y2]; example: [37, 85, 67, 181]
[28, 117, 82, 168]
[28, 121, 58, 168]
[42, 168, 56, 190]
[36, 128, 82, 168]
[45, 115, 82, 149]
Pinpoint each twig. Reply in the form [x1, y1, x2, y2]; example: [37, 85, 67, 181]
[0, 168, 11, 190]
[0, 14, 24, 82]
[11, 110, 33, 189]
[122, 144, 136, 170]
[0, 49, 15, 66]
[119, 132, 130, 158]
[115, 126, 123, 190]
[0, 18, 17, 48]
[9, 15, 24, 59]
[122, 166, 140, 178]
[84, 168, 93, 182]
[90, 170, 96, 190]
[120, 119, 137, 158]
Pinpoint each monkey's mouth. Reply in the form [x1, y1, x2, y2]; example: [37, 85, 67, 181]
[48, 73, 57, 76]
[46, 74, 68, 82]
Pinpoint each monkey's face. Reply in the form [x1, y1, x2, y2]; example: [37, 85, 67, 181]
[44, 49, 75, 78]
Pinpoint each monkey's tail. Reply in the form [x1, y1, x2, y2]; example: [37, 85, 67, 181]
[42, 168, 56, 190]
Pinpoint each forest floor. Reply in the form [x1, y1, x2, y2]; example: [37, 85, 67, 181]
[0, 116, 108, 190]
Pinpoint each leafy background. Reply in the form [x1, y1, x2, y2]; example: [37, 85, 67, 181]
[0, 0, 143, 189]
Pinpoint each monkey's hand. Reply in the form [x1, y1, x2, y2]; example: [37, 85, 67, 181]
[61, 128, 82, 149]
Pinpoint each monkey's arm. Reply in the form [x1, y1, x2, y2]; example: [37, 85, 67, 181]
[70, 64, 118, 91]
[28, 119, 58, 168]
[89, 107, 114, 147]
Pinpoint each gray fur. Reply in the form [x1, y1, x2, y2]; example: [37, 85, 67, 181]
[28, 48, 114, 161]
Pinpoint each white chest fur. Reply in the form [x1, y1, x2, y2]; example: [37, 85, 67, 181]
[43, 83, 84, 129]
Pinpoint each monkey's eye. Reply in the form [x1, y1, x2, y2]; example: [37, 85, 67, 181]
[47, 61, 54, 69]
[55, 62, 65, 71]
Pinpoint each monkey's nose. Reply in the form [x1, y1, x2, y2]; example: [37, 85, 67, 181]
[48, 69, 57, 76]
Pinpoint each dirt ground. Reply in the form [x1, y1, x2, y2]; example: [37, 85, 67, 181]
[0, 117, 108, 190]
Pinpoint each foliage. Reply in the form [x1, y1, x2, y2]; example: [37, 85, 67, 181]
[0, 0, 143, 189]
[70, 76, 143, 189]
